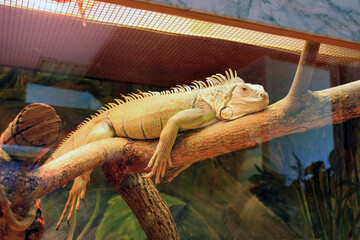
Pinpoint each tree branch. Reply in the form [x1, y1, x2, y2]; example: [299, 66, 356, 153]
[287, 41, 320, 99]
[17, 79, 360, 200]
[101, 169, 180, 240]
[282, 41, 321, 114]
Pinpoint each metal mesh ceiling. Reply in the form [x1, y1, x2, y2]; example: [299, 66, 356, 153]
[1, 0, 359, 87]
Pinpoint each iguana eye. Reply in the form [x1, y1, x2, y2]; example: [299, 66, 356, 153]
[242, 87, 247, 91]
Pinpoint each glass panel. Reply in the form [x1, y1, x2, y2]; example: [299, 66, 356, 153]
[0, 1, 359, 239]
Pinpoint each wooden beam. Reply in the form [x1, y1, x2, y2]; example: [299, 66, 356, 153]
[100, 0, 360, 51]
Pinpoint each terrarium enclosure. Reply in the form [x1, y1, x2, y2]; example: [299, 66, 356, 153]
[0, 0, 360, 239]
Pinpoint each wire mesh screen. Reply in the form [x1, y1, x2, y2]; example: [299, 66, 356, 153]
[1, 0, 359, 86]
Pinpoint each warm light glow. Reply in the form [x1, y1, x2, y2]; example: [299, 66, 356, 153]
[2, 0, 303, 52]
[2, 0, 359, 61]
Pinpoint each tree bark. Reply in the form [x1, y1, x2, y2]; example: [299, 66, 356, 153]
[0, 103, 61, 164]
[102, 164, 180, 240]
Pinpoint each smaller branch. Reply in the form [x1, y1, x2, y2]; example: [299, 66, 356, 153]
[283, 41, 320, 113]
[287, 41, 320, 99]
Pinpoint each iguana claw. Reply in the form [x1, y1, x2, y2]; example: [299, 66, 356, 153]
[56, 174, 89, 230]
[143, 146, 172, 184]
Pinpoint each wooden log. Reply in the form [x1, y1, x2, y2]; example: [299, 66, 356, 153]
[0, 103, 61, 165]
[0, 103, 61, 239]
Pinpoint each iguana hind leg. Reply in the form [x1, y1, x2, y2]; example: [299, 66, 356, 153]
[56, 121, 115, 230]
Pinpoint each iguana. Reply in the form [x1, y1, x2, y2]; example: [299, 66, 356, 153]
[49, 69, 269, 229]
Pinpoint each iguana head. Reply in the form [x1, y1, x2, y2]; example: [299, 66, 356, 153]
[196, 70, 269, 121]
[218, 82, 269, 121]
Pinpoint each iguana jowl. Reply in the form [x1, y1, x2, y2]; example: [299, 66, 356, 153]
[50, 69, 269, 228]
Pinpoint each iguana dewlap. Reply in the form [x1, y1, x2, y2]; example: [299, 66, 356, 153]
[50, 69, 269, 228]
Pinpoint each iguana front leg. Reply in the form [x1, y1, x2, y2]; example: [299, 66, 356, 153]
[56, 121, 115, 230]
[144, 106, 216, 184]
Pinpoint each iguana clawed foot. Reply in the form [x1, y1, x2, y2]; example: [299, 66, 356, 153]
[143, 144, 173, 184]
[56, 174, 89, 230]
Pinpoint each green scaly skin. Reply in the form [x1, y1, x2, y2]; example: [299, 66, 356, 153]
[50, 69, 269, 228]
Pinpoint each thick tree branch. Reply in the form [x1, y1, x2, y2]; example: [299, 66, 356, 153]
[17, 79, 360, 200]
[101, 169, 180, 240]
